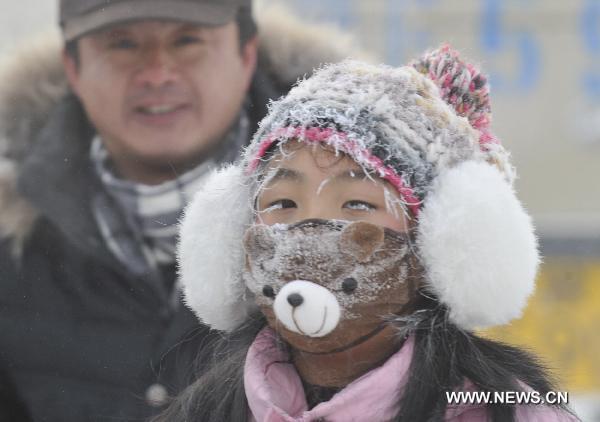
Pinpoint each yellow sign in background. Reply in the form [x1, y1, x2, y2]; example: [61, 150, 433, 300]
[484, 259, 600, 392]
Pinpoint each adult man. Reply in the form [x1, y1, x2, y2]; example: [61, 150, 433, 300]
[0, 0, 357, 420]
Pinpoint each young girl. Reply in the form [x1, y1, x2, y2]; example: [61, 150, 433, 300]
[159, 46, 578, 421]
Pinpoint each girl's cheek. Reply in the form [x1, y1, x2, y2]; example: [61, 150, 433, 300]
[365, 210, 406, 233]
[256, 212, 271, 225]
[257, 210, 288, 226]
[387, 213, 409, 233]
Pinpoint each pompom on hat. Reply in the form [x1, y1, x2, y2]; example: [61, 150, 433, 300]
[178, 45, 539, 332]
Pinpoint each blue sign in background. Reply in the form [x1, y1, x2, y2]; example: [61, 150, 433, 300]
[282, 0, 600, 99]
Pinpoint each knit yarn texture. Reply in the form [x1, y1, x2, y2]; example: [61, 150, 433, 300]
[244, 59, 500, 213]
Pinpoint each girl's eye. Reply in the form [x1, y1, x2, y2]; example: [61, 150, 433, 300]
[266, 199, 297, 211]
[343, 200, 376, 211]
[109, 39, 138, 50]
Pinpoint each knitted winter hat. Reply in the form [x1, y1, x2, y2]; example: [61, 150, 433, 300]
[178, 45, 539, 332]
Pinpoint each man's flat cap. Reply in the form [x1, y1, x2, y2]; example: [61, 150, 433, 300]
[60, 0, 252, 41]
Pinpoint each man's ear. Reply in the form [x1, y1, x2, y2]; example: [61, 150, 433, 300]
[240, 35, 258, 91]
[62, 47, 81, 97]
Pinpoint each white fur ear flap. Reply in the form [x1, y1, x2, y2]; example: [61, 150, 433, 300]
[177, 164, 256, 331]
[417, 161, 539, 330]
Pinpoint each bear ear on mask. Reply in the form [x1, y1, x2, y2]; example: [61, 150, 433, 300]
[243, 225, 276, 263]
[339, 221, 385, 263]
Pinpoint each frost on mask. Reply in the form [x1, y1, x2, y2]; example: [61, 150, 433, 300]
[242, 219, 420, 353]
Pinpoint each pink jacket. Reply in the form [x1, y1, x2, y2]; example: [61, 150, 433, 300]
[244, 328, 577, 422]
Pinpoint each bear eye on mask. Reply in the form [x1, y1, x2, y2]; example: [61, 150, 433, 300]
[242, 219, 420, 353]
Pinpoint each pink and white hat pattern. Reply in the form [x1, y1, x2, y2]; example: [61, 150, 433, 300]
[243, 44, 514, 217]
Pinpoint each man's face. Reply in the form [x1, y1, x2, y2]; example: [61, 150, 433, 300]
[64, 20, 257, 181]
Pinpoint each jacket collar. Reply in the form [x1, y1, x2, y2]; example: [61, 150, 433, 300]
[244, 327, 414, 422]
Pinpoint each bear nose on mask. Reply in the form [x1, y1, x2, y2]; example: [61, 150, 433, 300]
[273, 280, 341, 338]
[287, 293, 304, 307]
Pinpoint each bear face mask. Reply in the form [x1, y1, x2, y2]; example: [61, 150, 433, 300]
[242, 219, 421, 354]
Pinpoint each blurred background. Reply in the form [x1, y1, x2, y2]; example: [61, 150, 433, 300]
[1, 0, 599, 420]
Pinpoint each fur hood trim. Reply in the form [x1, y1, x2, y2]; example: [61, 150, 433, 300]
[0, 4, 366, 252]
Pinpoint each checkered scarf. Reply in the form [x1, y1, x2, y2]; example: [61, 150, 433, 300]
[90, 112, 249, 283]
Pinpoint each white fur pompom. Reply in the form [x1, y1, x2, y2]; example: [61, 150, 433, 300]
[417, 161, 539, 330]
[177, 164, 256, 331]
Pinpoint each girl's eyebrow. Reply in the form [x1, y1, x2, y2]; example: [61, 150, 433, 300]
[266, 167, 304, 184]
[334, 169, 368, 181]
[266, 167, 368, 185]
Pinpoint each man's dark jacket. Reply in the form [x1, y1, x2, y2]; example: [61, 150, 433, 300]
[0, 8, 358, 421]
